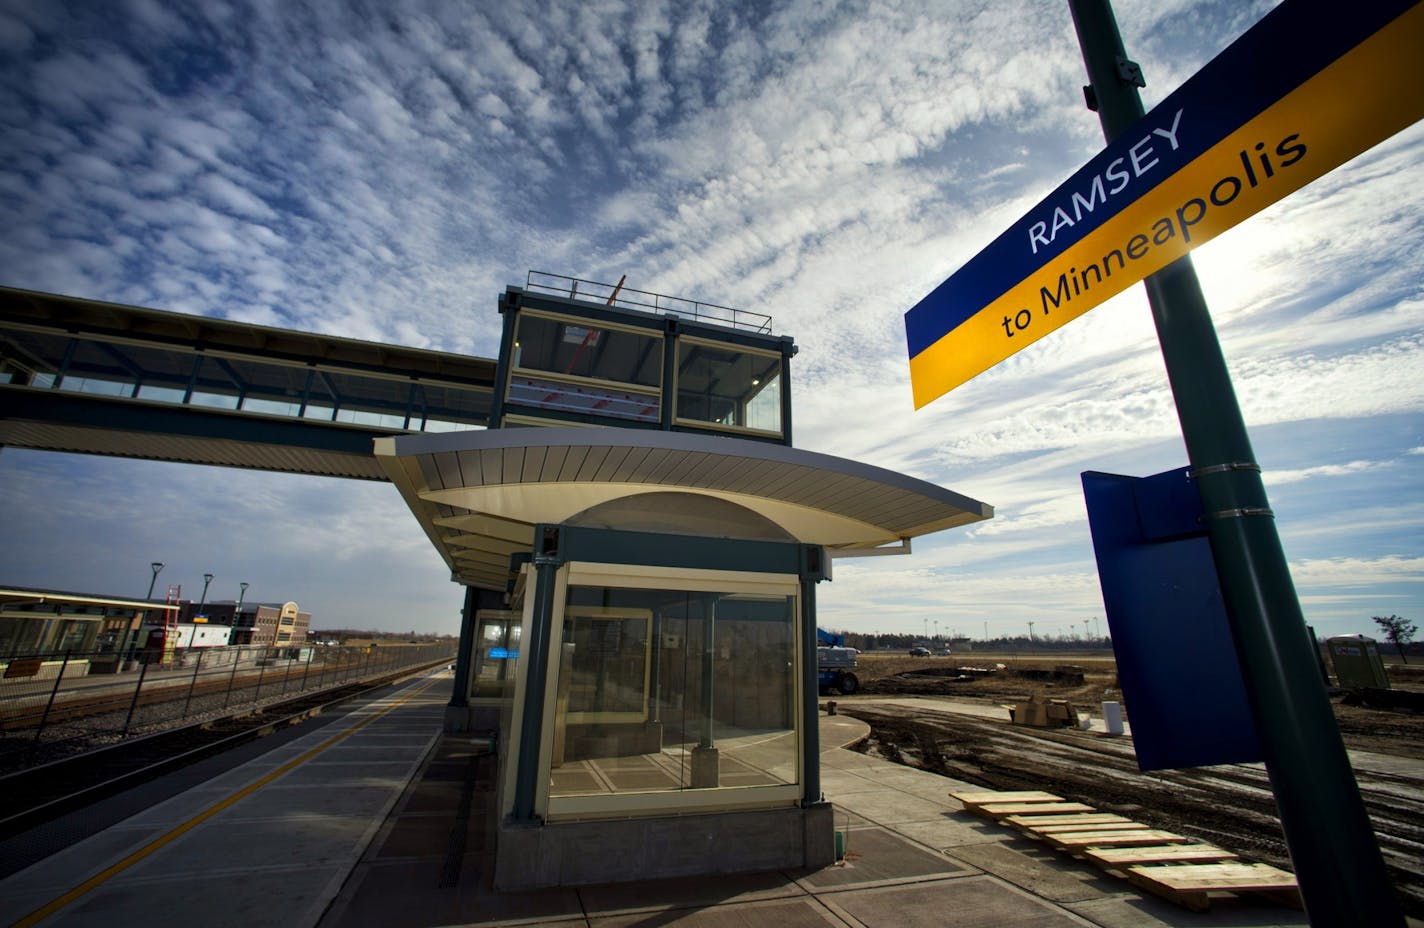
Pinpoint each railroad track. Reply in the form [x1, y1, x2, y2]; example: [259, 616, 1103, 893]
[843, 701, 1424, 918]
[0, 660, 451, 841]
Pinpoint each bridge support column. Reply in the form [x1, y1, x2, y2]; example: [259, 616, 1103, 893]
[444, 585, 477, 732]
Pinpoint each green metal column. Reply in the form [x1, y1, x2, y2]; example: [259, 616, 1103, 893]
[799, 574, 821, 805]
[448, 585, 476, 710]
[509, 549, 559, 824]
[779, 337, 795, 447]
[490, 290, 521, 428]
[1068, 2, 1402, 923]
[660, 322, 678, 431]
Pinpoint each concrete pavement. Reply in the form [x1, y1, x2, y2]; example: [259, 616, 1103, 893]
[322, 707, 1312, 928]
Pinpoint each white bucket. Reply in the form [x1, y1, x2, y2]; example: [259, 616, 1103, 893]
[1102, 701, 1125, 736]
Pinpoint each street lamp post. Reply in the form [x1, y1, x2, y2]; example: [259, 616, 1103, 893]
[236, 581, 249, 646]
[194, 572, 213, 650]
[122, 561, 166, 665]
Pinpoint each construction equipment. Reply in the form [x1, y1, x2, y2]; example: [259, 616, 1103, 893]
[1007, 694, 1081, 728]
[817, 629, 860, 695]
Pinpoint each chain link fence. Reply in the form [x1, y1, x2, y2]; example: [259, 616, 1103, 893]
[0, 642, 455, 773]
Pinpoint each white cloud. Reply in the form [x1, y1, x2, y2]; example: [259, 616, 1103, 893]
[0, 0, 1418, 638]
[1291, 555, 1424, 588]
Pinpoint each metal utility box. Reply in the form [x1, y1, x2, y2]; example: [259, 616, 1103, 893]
[1326, 635, 1390, 689]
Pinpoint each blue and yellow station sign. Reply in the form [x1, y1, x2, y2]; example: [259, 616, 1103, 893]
[905, 0, 1424, 409]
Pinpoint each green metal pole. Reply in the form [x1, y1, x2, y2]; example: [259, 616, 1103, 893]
[510, 551, 558, 823]
[800, 575, 821, 806]
[448, 585, 476, 709]
[1067, 2, 1402, 924]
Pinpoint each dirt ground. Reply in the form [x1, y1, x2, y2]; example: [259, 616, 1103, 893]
[851, 650, 1424, 757]
[837, 650, 1424, 916]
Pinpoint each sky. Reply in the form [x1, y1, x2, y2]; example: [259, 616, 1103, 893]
[0, 0, 1419, 643]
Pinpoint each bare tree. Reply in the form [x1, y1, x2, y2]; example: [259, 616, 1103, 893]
[1372, 614, 1418, 664]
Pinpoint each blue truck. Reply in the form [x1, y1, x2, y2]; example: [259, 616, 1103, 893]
[817, 629, 860, 695]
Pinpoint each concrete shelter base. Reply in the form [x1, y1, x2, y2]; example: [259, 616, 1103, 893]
[493, 802, 835, 890]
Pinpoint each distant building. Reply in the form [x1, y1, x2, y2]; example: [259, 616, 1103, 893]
[0, 587, 310, 657]
[0, 587, 175, 657]
[180, 599, 310, 647]
[250, 602, 310, 647]
[180, 600, 237, 625]
[157, 623, 232, 650]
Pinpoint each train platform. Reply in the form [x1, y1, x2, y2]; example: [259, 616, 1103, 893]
[0, 668, 1312, 928]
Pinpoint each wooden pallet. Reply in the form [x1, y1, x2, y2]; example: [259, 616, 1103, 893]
[1126, 862, 1301, 912]
[1083, 845, 1240, 867]
[975, 801, 1097, 817]
[946, 789, 1297, 911]
[1045, 828, 1190, 850]
[1016, 820, 1150, 836]
[948, 790, 1063, 808]
[1003, 812, 1132, 829]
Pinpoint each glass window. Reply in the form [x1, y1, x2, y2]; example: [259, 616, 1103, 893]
[189, 390, 240, 409]
[674, 340, 782, 434]
[472, 610, 521, 700]
[562, 607, 652, 724]
[547, 583, 797, 801]
[513, 312, 662, 388]
[242, 397, 303, 417]
[334, 407, 408, 429]
[70, 377, 129, 397]
[134, 383, 185, 403]
[506, 374, 660, 423]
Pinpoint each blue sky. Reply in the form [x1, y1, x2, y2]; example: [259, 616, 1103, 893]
[0, 0, 1419, 641]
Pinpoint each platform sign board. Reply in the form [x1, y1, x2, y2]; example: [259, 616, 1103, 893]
[1081, 467, 1263, 771]
[905, 0, 1424, 408]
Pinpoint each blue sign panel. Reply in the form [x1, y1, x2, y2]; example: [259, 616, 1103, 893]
[1082, 467, 1263, 771]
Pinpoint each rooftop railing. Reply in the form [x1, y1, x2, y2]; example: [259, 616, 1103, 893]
[526, 271, 773, 335]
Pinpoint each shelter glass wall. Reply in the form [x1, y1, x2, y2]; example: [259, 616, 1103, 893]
[520, 562, 803, 822]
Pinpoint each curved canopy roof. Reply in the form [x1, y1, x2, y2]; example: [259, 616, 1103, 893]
[375, 427, 992, 591]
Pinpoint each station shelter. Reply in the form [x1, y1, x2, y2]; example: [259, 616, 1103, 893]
[375, 276, 993, 889]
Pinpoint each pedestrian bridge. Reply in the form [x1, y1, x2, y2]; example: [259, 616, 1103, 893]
[0, 286, 496, 480]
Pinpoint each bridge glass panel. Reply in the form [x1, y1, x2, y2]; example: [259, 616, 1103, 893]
[2, 325, 492, 433]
